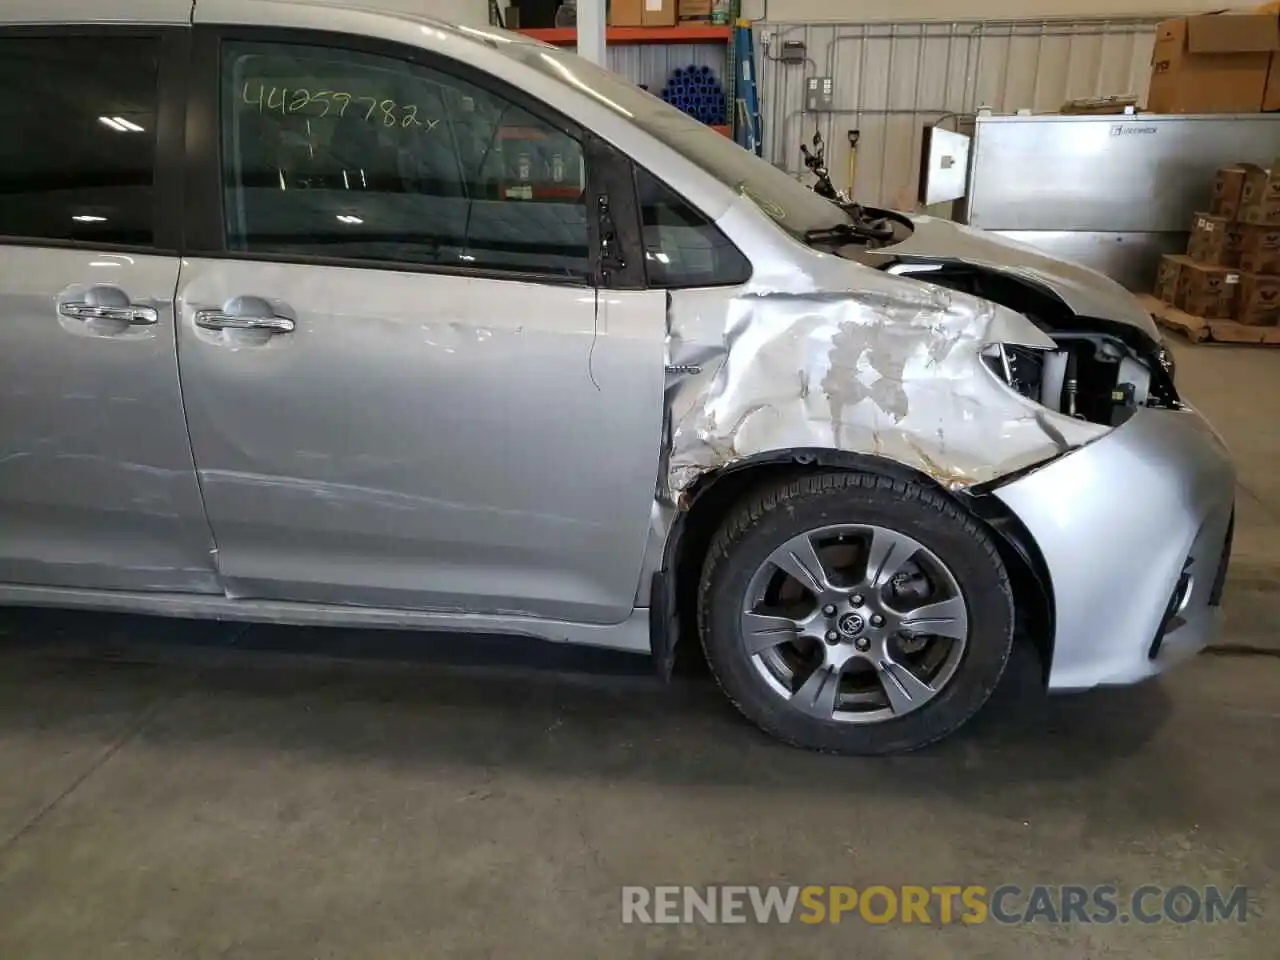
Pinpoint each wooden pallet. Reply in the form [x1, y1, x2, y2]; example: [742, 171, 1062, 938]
[1136, 294, 1280, 346]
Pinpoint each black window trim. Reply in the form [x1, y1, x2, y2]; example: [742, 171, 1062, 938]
[185, 25, 607, 288]
[586, 135, 646, 291]
[0, 23, 189, 256]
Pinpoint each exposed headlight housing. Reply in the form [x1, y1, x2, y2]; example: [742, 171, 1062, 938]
[982, 343, 1046, 404]
[982, 332, 1160, 428]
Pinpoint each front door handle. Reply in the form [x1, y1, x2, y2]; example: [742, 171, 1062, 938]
[194, 310, 295, 334]
[59, 299, 158, 325]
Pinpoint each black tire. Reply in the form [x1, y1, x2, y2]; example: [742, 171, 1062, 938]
[698, 471, 1015, 755]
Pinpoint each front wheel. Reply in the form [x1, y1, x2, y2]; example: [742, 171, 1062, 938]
[698, 472, 1015, 755]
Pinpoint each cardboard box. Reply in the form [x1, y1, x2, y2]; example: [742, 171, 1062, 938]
[1178, 260, 1241, 318]
[1248, 160, 1280, 200]
[1239, 161, 1280, 224]
[1237, 273, 1280, 324]
[1265, 53, 1280, 110]
[1187, 212, 1243, 265]
[610, 0, 677, 26]
[1227, 221, 1247, 266]
[1148, 14, 1280, 113]
[1059, 95, 1140, 114]
[1210, 164, 1249, 218]
[679, 0, 712, 18]
[1238, 223, 1280, 273]
[649, 0, 678, 26]
[1156, 254, 1193, 304]
[609, 0, 644, 25]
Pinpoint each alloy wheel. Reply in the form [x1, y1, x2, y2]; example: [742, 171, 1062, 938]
[740, 523, 970, 724]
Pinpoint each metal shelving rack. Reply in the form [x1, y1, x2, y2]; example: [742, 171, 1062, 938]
[516, 6, 738, 138]
[515, 25, 732, 44]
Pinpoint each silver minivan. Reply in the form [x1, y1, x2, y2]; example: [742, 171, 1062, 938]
[0, 0, 1235, 753]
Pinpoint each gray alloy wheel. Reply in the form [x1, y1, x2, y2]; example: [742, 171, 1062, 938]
[698, 471, 1013, 754]
[741, 523, 969, 724]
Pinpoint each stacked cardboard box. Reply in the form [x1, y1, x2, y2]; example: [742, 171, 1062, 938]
[1155, 161, 1280, 326]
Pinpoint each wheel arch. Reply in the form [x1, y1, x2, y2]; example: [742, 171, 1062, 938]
[650, 448, 1056, 683]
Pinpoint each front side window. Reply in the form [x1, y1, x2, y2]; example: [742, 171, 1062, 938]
[221, 41, 590, 280]
[636, 168, 750, 287]
[0, 35, 160, 246]
[510, 43, 853, 242]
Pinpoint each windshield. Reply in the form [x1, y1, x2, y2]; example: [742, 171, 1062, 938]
[505, 39, 851, 239]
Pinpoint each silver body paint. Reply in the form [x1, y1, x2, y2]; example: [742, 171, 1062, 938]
[889, 214, 1161, 340]
[0, 248, 219, 594]
[176, 260, 665, 624]
[0, 0, 1236, 691]
[661, 220, 1111, 496]
[994, 405, 1233, 689]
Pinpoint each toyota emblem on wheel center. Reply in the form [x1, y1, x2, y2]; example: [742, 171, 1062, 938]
[837, 612, 865, 638]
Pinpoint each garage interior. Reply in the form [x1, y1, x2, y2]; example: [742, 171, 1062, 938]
[2, 0, 1280, 956]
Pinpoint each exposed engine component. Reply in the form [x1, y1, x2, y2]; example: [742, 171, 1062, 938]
[980, 338, 1151, 426]
[879, 260, 1180, 426]
[798, 131, 903, 246]
[800, 130, 840, 201]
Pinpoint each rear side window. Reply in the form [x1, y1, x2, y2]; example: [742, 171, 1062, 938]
[0, 36, 160, 247]
[635, 167, 751, 288]
[220, 41, 591, 280]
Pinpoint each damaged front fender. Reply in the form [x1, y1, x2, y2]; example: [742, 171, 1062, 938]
[664, 276, 1109, 497]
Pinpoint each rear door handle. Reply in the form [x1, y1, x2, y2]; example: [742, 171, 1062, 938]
[59, 301, 158, 325]
[194, 310, 295, 334]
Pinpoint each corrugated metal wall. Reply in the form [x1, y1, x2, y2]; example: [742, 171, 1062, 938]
[608, 43, 728, 95]
[757, 17, 1163, 209]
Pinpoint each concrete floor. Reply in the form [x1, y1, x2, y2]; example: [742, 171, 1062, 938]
[0, 339, 1277, 959]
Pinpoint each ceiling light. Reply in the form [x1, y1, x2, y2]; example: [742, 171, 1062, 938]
[73, 215, 108, 223]
[99, 117, 128, 132]
[336, 215, 363, 225]
[112, 116, 144, 132]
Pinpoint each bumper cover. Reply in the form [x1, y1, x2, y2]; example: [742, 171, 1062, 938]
[993, 406, 1235, 690]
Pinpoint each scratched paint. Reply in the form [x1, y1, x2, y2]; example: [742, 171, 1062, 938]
[662, 270, 1109, 497]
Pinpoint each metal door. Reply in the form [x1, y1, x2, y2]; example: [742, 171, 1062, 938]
[175, 261, 666, 622]
[175, 27, 670, 623]
[0, 249, 218, 593]
[0, 26, 217, 593]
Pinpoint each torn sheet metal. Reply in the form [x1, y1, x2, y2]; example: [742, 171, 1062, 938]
[889, 214, 1161, 341]
[663, 271, 1109, 496]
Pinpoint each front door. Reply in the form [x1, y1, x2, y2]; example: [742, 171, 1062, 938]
[175, 29, 667, 623]
[0, 27, 218, 594]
